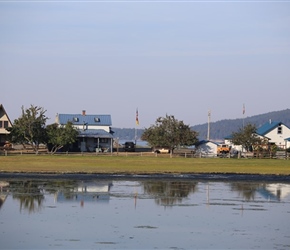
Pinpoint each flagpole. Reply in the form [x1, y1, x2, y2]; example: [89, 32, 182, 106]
[135, 108, 139, 146]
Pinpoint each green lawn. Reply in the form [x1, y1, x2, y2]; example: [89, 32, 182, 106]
[0, 154, 289, 175]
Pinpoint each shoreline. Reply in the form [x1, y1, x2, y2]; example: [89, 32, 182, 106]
[0, 172, 290, 183]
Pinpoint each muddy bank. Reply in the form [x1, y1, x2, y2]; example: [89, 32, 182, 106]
[0, 172, 289, 183]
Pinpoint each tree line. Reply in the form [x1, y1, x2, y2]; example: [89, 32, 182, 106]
[5, 104, 277, 155]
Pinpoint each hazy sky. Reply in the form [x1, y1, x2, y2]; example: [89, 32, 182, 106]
[1, 0, 289, 128]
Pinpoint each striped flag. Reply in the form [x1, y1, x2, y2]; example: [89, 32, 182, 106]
[136, 108, 139, 125]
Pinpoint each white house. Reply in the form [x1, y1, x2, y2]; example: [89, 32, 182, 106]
[55, 110, 114, 152]
[256, 120, 290, 149]
[195, 140, 218, 157]
[285, 137, 290, 149]
[0, 104, 12, 147]
[225, 120, 290, 151]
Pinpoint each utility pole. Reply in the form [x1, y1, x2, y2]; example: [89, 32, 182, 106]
[243, 104, 245, 129]
[207, 110, 211, 141]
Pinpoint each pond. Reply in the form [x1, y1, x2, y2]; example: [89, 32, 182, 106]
[0, 176, 290, 249]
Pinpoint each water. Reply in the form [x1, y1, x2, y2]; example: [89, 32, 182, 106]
[0, 177, 290, 249]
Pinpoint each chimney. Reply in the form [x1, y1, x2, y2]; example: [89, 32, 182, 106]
[82, 110, 86, 116]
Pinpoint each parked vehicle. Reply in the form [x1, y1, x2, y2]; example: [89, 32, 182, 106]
[153, 147, 171, 154]
[217, 144, 231, 155]
[124, 142, 135, 152]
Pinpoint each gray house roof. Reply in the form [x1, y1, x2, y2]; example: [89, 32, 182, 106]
[78, 129, 113, 138]
[57, 114, 112, 126]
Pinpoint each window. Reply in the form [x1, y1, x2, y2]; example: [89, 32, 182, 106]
[94, 138, 108, 143]
[0, 121, 9, 128]
[277, 126, 282, 134]
[73, 117, 79, 122]
[94, 117, 100, 122]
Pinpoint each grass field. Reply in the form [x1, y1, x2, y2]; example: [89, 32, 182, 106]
[0, 154, 289, 175]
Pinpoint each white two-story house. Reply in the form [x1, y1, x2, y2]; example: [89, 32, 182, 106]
[55, 110, 114, 152]
[256, 120, 290, 149]
[225, 120, 290, 151]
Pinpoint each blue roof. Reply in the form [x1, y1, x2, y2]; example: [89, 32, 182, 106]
[58, 114, 112, 126]
[256, 121, 282, 136]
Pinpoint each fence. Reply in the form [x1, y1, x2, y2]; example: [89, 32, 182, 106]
[1, 149, 289, 159]
[0, 149, 198, 158]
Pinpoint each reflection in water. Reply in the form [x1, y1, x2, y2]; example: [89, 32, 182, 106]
[0, 181, 9, 209]
[143, 181, 198, 206]
[0, 178, 290, 249]
[230, 182, 290, 202]
[230, 182, 260, 201]
[258, 183, 290, 201]
[1, 179, 290, 211]
[10, 180, 45, 213]
[56, 181, 113, 206]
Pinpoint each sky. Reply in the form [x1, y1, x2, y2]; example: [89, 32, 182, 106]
[1, 0, 290, 129]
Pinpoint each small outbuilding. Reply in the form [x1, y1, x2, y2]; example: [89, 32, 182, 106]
[195, 140, 218, 157]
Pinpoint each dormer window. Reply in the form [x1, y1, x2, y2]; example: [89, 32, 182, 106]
[73, 117, 79, 122]
[83, 122, 88, 131]
[94, 117, 100, 122]
[277, 125, 282, 134]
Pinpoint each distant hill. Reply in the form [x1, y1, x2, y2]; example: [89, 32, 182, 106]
[113, 109, 290, 142]
[192, 109, 290, 141]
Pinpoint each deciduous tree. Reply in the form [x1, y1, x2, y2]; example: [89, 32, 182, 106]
[46, 122, 79, 154]
[6, 105, 48, 153]
[230, 124, 261, 152]
[141, 114, 198, 153]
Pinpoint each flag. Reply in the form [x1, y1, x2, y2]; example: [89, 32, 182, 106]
[136, 108, 139, 125]
[243, 104, 245, 115]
